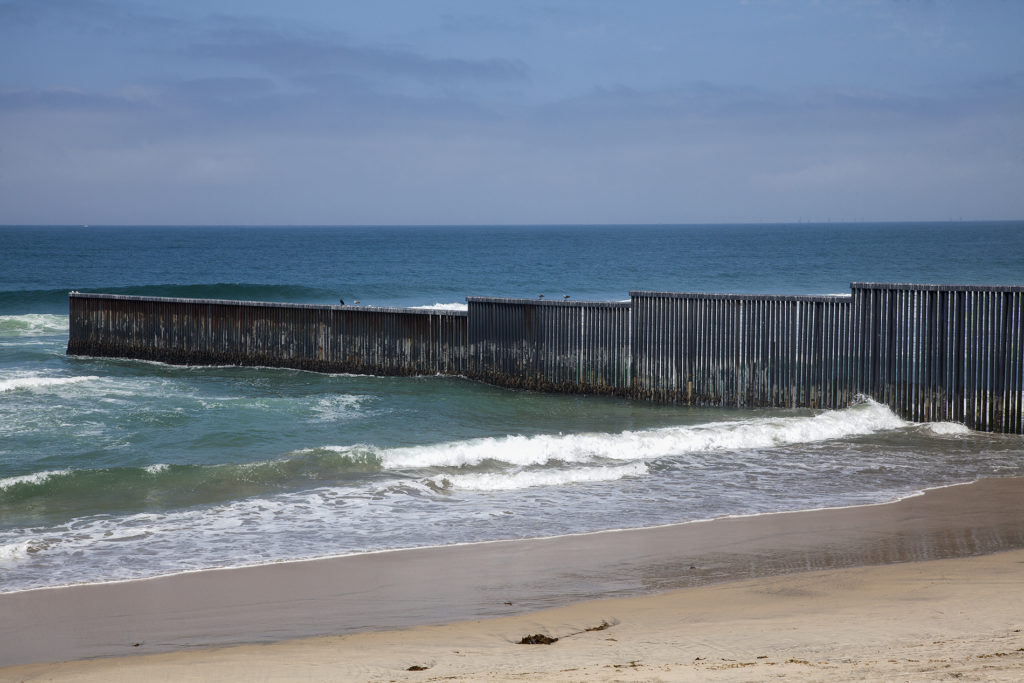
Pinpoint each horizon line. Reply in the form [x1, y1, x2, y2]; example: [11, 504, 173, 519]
[3, 218, 1023, 229]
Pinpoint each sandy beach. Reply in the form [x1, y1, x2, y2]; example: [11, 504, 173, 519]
[2, 477, 1023, 681]
[5, 549, 1022, 682]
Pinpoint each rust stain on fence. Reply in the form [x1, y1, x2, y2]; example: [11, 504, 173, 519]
[67, 283, 1024, 433]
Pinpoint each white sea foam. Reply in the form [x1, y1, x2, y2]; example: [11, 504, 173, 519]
[1, 396, 1006, 595]
[0, 469, 70, 490]
[380, 400, 906, 470]
[0, 374, 99, 393]
[924, 421, 971, 436]
[0, 541, 34, 563]
[0, 314, 68, 337]
[436, 462, 649, 491]
[144, 463, 170, 474]
[309, 394, 367, 422]
[410, 302, 468, 311]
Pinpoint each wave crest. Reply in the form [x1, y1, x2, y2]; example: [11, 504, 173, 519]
[0, 314, 68, 337]
[381, 400, 906, 470]
[0, 401, 908, 505]
[923, 421, 971, 436]
[0, 470, 71, 491]
[0, 375, 99, 393]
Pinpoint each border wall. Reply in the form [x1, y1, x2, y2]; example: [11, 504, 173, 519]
[67, 293, 466, 376]
[465, 297, 630, 394]
[67, 284, 1024, 433]
[630, 292, 854, 410]
[851, 283, 1023, 432]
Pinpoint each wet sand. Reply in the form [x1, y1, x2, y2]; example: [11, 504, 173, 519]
[5, 549, 1022, 681]
[1, 477, 1023, 675]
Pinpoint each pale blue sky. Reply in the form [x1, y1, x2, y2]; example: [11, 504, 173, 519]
[1, 0, 1022, 224]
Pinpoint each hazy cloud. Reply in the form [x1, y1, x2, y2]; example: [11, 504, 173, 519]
[1, 1, 1021, 224]
[190, 27, 529, 85]
[0, 88, 139, 110]
[166, 77, 278, 101]
[0, 0, 185, 34]
[437, 13, 533, 36]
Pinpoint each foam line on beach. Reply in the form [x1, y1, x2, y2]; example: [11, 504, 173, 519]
[2, 476, 1022, 674]
[0, 477, 991, 597]
[432, 461, 649, 491]
[0, 396, 989, 596]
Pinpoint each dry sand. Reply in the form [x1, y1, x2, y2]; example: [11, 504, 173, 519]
[2, 478, 1024, 681]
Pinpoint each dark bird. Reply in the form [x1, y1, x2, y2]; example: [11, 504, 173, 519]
[563, 294, 570, 299]
[538, 294, 544, 299]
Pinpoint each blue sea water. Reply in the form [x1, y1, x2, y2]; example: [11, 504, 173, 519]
[1, 222, 1023, 593]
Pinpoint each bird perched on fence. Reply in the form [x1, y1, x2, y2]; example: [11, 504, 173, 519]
[538, 294, 544, 299]
[563, 294, 570, 299]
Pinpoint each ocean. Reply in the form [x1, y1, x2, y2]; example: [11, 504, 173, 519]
[2, 222, 1024, 594]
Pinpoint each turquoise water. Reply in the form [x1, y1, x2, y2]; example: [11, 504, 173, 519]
[2, 222, 1023, 592]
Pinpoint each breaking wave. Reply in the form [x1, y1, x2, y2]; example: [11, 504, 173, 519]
[923, 421, 971, 436]
[379, 399, 907, 470]
[1, 400, 909, 511]
[0, 374, 99, 393]
[0, 314, 68, 337]
[0, 469, 72, 491]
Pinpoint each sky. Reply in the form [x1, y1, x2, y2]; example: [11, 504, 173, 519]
[1, 0, 1022, 225]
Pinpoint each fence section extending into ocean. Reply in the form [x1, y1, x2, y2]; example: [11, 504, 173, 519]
[66, 293, 467, 376]
[67, 283, 1024, 433]
[464, 297, 631, 394]
[851, 283, 1023, 433]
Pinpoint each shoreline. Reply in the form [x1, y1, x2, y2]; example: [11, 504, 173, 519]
[1, 476, 1023, 670]
[0, 478, 941, 598]
[5, 550, 1023, 681]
